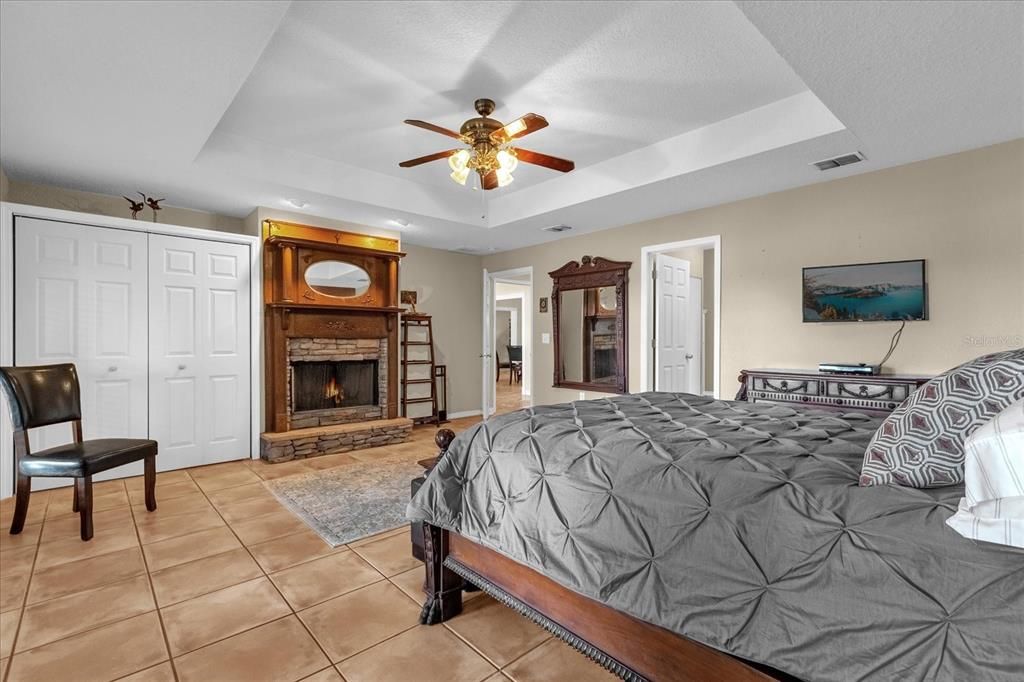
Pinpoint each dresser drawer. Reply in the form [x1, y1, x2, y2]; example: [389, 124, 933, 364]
[823, 378, 916, 404]
[751, 375, 821, 397]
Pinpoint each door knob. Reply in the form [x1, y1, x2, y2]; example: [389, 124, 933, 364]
[685, 354, 694, 360]
[177, 364, 186, 370]
[108, 366, 117, 372]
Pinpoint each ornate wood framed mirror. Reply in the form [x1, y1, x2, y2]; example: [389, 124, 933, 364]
[550, 256, 630, 393]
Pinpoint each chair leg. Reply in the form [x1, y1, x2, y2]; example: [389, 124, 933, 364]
[72, 483, 79, 512]
[9, 473, 31, 535]
[76, 476, 94, 541]
[144, 455, 157, 512]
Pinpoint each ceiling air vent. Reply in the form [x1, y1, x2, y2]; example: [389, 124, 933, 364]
[542, 224, 573, 233]
[454, 246, 484, 254]
[812, 152, 865, 171]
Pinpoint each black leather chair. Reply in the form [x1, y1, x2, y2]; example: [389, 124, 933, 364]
[0, 364, 158, 541]
[507, 345, 523, 385]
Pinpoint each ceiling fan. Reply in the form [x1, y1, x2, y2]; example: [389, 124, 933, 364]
[399, 98, 575, 190]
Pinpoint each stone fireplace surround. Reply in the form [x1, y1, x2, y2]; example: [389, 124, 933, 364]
[260, 220, 412, 463]
[287, 337, 389, 429]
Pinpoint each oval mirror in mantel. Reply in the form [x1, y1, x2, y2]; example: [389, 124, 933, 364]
[304, 260, 371, 298]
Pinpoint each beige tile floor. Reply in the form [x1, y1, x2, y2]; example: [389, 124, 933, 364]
[0, 419, 614, 682]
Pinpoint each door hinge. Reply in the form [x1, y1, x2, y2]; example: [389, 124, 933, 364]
[651, 267, 657, 280]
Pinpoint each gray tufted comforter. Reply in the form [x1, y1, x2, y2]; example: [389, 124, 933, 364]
[408, 393, 1024, 681]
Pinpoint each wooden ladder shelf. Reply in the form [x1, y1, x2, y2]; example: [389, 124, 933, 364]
[401, 313, 440, 425]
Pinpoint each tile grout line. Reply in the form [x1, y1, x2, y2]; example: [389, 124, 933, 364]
[2, 488, 55, 682]
[184, 465, 347, 681]
[185, 460, 442, 675]
[1, 481, 242, 670]
[0, 424, 463, 681]
[127, 476, 182, 682]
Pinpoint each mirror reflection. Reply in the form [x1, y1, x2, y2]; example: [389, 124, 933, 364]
[558, 287, 619, 386]
[305, 260, 371, 298]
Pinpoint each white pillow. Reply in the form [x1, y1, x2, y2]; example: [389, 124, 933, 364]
[945, 397, 1024, 548]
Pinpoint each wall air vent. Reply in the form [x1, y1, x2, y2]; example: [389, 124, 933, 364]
[542, 224, 573, 233]
[812, 152, 865, 171]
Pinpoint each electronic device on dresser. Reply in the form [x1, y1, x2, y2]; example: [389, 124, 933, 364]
[736, 368, 931, 415]
[818, 362, 881, 375]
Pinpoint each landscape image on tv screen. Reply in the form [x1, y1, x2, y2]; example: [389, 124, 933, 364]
[803, 259, 926, 322]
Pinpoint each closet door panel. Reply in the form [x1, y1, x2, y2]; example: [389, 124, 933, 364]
[149, 235, 202, 469]
[202, 244, 250, 462]
[149, 234, 250, 469]
[14, 218, 149, 489]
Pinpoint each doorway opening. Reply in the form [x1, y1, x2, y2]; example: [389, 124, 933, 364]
[639, 236, 721, 398]
[483, 267, 533, 417]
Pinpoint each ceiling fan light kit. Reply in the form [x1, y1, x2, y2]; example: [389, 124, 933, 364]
[400, 97, 575, 190]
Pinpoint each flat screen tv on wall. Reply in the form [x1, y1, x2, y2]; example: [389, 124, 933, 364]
[802, 259, 927, 322]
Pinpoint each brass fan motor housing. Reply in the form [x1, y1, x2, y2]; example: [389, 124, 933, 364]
[460, 99, 504, 174]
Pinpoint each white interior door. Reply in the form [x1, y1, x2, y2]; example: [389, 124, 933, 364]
[149, 234, 250, 469]
[687, 276, 703, 395]
[14, 217, 149, 489]
[654, 253, 693, 393]
[482, 270, 495, 417]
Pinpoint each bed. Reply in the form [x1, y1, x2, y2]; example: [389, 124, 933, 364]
[407, 392, 1024, 682]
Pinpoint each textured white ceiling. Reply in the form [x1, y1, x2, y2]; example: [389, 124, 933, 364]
[1, 1, 1021, 253]
[213, 1, 807, 191]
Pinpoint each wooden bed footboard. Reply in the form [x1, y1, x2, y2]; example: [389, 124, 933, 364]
[417, 429, 793, 682]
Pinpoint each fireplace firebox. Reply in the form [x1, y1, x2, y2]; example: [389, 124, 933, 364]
[292, 360, 379, 413]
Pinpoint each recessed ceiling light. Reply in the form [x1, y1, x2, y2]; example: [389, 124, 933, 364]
[285, 199, 307, 209]
[390, 218, 410, 228]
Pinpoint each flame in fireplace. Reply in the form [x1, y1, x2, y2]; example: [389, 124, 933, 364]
[324, 376, 344, 406]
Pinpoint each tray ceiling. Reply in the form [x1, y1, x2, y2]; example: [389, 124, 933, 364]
[1, 1, 1021, 252]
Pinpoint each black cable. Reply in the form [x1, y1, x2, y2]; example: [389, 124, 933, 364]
[878, 320, 906, 368]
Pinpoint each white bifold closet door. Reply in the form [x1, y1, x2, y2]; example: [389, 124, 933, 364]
[13, 218, 251, 488]
[14, 217, 150, 489]
[148, 234, 250, 469]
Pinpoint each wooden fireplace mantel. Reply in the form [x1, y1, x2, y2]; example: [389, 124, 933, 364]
[262, 220, 405, 433]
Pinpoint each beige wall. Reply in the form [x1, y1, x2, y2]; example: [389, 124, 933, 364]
[4, 177, 247, 234]
[400, 244, 483, 416]
[483, 139, 1024, 407]
[0, 167, 9, 202]
[495, 310, 512, 359]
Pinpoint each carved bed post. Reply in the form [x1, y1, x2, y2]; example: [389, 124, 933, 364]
[420, 428, 464, 624]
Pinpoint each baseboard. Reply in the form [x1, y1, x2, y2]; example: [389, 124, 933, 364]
[448, 409, 484, 419]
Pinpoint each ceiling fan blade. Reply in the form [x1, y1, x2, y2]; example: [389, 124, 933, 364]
[481, 170, 498, 190]
[491, 113, 548, 144]
[398, 149, 460, 168]
[514, 148, 575, 173]
[404, 119, 464, 140]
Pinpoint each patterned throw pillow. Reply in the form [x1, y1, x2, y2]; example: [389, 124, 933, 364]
[859, 348, 1024, 487]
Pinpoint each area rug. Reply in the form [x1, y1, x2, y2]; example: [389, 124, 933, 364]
[265, 458, 425, 547]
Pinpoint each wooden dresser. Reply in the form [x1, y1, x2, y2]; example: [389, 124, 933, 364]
[736, 368, 931, 415]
